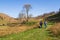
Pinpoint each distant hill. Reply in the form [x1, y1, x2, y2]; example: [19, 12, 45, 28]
[47, 11, 60, 22]
[35, 12, 55, 20]
[0, 13, 17, 24]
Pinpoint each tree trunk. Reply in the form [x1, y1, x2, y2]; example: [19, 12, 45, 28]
[26, 10, 28, 22]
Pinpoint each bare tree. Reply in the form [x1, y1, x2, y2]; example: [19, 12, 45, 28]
[18, 13, 26, 21]
[28, 14, 32, 18]
[23, 4, 31, 22]
[59, 8, 60, 13]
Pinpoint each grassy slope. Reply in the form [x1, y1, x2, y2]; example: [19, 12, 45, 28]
[0, 21, 59, 40]
[0, 28, 59, 40]
[47, 12, 60, 22]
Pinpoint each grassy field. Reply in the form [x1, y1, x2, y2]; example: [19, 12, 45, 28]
[0, 27, 59, 40]
[0, 20, 60, 40]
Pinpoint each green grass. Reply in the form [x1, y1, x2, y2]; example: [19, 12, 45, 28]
[23, 21, 37, 26]
[0, 28, 59, 40]
[0, 22, 59, 40]
[47, 21, 55, 25]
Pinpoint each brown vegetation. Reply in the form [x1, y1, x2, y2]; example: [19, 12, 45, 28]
[0, 21, 39, 37]
[0, 13, 17, 23]
[0, 12, 57, 37]
[48, 23, 60, 36]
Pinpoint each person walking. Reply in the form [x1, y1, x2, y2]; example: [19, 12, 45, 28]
[44, 20, 47, 28]
[39, 21, 43, 28]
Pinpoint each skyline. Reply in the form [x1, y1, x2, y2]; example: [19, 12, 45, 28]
[0, 0, 60, 18]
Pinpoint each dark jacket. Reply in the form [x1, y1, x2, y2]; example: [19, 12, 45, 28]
[40, 21, 43, 25]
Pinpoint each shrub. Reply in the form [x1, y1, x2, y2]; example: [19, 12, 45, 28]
[47, 21, 55, 25]
[23, 21, 37, 26]
[7, 23, 18, 27]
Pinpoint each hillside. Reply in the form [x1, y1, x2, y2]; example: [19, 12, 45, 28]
[46, 11, 60, 37]
[36, 12, 55, 20]
[0, 13, 18, 25]
[47, 11, 60, 22]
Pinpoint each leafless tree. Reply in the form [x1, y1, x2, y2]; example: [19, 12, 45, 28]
[28, 14, 32, 18]
[18, 12, 26, 21]
[59, 8, 60, 13]
[23, 4, 31, 22]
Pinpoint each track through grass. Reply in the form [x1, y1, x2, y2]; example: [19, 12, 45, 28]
[0, 27, 59, 40]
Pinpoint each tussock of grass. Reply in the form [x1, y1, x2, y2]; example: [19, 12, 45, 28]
[47, 23, 60, 38]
